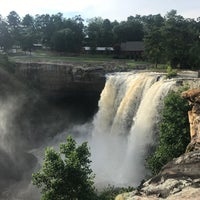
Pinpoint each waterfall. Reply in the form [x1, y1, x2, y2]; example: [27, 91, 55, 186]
[1, 69, 198, 199]
[90, 72, 176, 187]
[28, 71, 176, 190]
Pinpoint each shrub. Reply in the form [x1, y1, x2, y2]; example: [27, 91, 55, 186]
[166, 65, 177, 78]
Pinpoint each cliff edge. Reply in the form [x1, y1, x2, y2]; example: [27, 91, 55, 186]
[15, 62, 106, 97]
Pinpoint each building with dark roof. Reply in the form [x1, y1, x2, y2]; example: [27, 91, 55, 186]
[120, 41, 144, 59]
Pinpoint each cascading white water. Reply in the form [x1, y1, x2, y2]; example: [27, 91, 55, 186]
[90, 72, 176, 187]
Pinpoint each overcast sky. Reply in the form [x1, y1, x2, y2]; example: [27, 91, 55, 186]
[0, 0, 199, 21]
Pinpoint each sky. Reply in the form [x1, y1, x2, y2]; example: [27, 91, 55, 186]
[0, 0, 199, 21]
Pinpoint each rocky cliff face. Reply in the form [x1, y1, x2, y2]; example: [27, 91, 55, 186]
[116, 88, 200, 200]
[116, 151, 200, 200]
[15, 62, 106, 97]
[182, 89, 200, 151]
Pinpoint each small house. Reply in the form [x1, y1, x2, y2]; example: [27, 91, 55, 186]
[120, 41, 144, 59]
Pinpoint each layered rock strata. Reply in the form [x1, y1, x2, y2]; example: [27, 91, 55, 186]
[15, 62, 106, 97]
[182, 89, 200, 151]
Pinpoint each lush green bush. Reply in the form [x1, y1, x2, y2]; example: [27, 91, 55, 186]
[166, 65, 177, 79]
[147, 88, 190, 175]
[32, 136, 97, 200]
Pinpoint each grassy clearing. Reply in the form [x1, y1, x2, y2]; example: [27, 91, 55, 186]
[8, 50, 164, 71]
[9, 50, 129, 62]
[9, 50, 115, 64]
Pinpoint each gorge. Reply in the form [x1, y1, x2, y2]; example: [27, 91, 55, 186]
[0, 63, 199, 199]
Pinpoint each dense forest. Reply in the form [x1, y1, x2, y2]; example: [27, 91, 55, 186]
[0, 10, 199, 68]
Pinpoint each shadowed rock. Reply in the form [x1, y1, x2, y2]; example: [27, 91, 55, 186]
[15, 62, 106, 98]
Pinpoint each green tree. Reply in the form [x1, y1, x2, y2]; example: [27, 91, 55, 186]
[143, 14, 165, 67]
[161, 10, 196, 68]
[22, 14, 34, 27]
[20, 31, 35, 53]
[143, 10, 199, 69]
[86, 17, 104, 48]
[51, 28, 75, 52]
[113, 15, 144, 43]
[34, 14, 51, 45]
[0, 17, 13, 51]
[147, 88, 190, 175]
[64, 16, 85, 52]
[21, 14, 37, 53]
[189, 40, 200, 69]
[101, 19, 114, 46]
[7, 11, 21, 28]
[7, 11, 21, 46]
[32, 136, 96, 200]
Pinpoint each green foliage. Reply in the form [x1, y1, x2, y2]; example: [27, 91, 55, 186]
[32, 136, 96, 200]
[166, 65, 177, 78]
[7, 11, 21, 46]
[113, 16, 144, 43]
[0, 10, 200, 67]
[50, 16, 84, 52]
[144, 10, 200, 68]
[20, 14, 36, 53]
[0, 18, 13, 51]
[147, 88, 190, 175]
[51, 28, 80, 52]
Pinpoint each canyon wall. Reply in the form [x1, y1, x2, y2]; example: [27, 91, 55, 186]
[15, 62, 106, 97]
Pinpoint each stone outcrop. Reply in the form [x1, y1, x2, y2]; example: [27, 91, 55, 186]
[182, 89, 200, 151]
[15, 62, 106, 97]
[116, 87, 200, 200]
[116, 151, 200, 200]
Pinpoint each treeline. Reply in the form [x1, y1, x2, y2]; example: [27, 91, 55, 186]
[0, 10, 200, 68]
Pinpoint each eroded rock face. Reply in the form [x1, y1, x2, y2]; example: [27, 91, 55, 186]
[115, 151, 200, 200]
[182, 89, 200, 151]
[15, 62, 106, 97]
